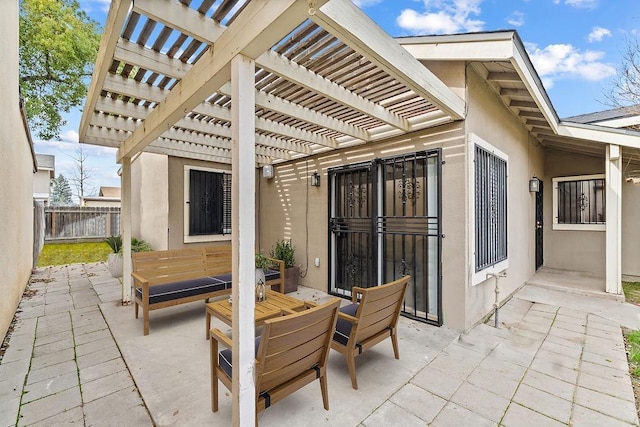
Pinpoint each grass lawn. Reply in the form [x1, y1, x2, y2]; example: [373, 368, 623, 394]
[37, 242, 111, 267]
[623, 282, 640, 305]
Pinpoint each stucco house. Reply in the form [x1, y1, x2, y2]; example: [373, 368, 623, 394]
[0, 1, 37, 340]
[77, 1, 640, 421]
[81, 185, 121, 207]
[33, 154, 55, 206]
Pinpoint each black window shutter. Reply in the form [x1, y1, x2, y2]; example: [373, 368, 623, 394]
[189, 170, 224, 235]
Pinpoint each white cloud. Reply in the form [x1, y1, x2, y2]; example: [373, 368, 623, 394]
[396, 0, 484, 35]
[506, 11, 525, 27]
[352, 0, 383, 7]
[526, 42, 616, 88]
[60, 129, 80, 144]
[564, 0, 597, 9]
[588, 26, 611, 43]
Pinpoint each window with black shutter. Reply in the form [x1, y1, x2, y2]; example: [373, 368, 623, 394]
[188, 169, 230, 235]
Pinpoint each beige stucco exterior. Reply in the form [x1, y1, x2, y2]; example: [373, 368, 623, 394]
[0, 1, 36, 339]
[131, 153, 169, 250]
[129, 54, 637, 332]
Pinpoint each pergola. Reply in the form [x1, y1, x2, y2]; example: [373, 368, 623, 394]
[78, 0, 466, 423]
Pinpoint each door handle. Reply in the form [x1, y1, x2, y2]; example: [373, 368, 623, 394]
[536, 221, 543, 230]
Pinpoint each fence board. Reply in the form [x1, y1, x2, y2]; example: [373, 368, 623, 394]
[45, 207, 121, 240]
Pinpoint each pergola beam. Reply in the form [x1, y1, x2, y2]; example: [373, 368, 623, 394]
[78, 0, 133, 141]
[311, 0, 465, 120]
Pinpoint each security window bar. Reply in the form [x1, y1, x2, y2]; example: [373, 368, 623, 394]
[557, 178, 605, 224]
[475, 145, 507, 272]
[188, 169, 231, 235]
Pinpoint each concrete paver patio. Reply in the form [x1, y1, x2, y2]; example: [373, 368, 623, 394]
[1, 262, 639, 426]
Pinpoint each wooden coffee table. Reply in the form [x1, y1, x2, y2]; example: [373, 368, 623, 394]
[205, 290, 306, 339]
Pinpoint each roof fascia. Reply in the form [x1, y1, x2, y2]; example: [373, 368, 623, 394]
[558, 122, 640, 149]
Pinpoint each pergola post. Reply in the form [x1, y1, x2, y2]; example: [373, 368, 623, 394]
[231, 54, 256, 426]
[605, 144, 622, 294]
[121, 156, 132, 303]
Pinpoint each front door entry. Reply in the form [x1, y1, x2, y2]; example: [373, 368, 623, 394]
[329, 150, 442, 325]
[535, 181, 544, 270]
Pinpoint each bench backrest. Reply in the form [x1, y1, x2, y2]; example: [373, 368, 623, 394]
[132, 245, 231, 285]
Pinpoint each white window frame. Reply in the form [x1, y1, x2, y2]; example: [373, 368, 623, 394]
[183, 165, 231, 243]
[468, 134, 509, 286]
[552, 174, 606, 232]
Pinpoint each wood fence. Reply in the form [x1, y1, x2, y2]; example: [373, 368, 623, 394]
[45, 207, 121, 240]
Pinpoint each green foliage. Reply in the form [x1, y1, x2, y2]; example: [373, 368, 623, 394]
[104, 235, 152, 254]
[623, 281, 640, 306]
[255, 252, 270, 269]
[626, 330, 640, 376]
[270, 240, 296, 268]
[19, 0, 101, 140]
[37, 241, 111, 267]
[50, 173, 73, 206]
[104, 235, 122, 253]
[131, 238, 152, 253]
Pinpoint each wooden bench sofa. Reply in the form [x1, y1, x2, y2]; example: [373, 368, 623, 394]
[132, 245, 284, 335]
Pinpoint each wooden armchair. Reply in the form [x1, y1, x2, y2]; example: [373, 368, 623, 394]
[331, 275, 410, 389]
[210, 298, 341, 415]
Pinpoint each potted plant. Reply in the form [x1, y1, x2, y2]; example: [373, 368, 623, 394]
[255, 252, 270, 301]
[104, 235, 153, 278]
[270, 239, 299, 293]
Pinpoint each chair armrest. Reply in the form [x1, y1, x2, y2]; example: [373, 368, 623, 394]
[210, 328, 233, 349]
[338, 311, 358, 324]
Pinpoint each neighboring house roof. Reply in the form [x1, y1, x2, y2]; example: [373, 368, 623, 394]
[98, 186, 121, 198]
[563, 106, 640, 130]
[35, 154, 55, 179]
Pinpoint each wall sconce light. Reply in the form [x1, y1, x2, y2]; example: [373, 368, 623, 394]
[263, 164, 274, 179]
[529, 176, 540, 192]
[310, 171, 321, 187]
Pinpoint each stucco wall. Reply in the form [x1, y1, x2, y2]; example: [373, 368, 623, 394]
[257, 122, 468, 329]
[463, 67, 544, 331]
[0, 2, 36, 339]
[132, 152, 169, 250]
[544, 150, 605, 275]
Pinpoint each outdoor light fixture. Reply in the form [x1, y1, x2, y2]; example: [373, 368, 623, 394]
[529, 176, 540, 192]
[263, 164, 274, 179]
[310, 171, 321, 187]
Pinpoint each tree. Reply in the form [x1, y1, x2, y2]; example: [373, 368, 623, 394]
[69, 147, 95, 201]
[19, 0, 101, 140]
[50, 174, 73, 206]
[605, 36, 640, 111]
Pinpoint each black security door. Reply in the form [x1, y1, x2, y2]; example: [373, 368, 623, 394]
[535, 181, 544, 270]
[329, 163, 376, 296]
[329, 150, 442, 325]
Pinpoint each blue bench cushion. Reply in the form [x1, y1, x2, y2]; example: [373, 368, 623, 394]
[333, 303, 359, 346]
[135, 269, 280, 305]
[135, 276, 229, 305]
[219, 337, 261, 379]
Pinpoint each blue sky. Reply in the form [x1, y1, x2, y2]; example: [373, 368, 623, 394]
[34, 0, 640, 191]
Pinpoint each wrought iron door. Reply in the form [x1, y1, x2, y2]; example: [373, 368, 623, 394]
[329, 151, 442, 325]
[329, 163, 376, 296]
[535, 181, 544, 270]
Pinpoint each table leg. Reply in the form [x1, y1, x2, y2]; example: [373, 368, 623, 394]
[206, 310, 211, 340]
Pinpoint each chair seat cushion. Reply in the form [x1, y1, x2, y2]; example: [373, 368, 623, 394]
[219, 337, 261, 379]
[135, 276, 228, 304]
[333, 303, 359, 346]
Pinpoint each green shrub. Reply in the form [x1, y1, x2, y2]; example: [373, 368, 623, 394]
[104, 235, 152, 253]
[270, 239, 296, 268]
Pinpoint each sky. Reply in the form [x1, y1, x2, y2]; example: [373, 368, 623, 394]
[33, 0, 640, 192]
